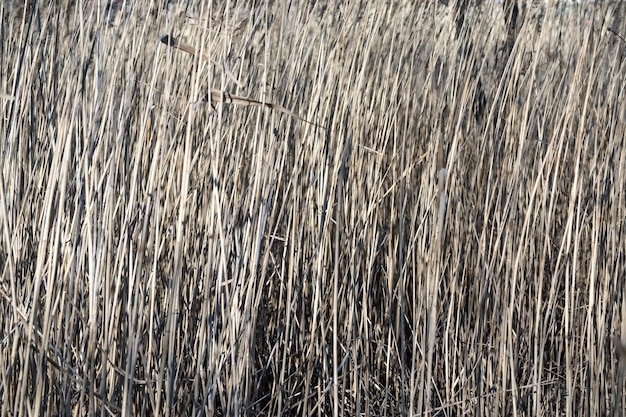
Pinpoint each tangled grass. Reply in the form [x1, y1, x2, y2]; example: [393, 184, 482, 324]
[1, 1, 626, 416]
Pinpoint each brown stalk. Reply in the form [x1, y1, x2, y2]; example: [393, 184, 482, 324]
[158, 35, 326, 129]
[614, 336, 626, 417]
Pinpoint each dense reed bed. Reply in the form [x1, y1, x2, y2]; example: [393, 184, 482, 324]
[1, 0, 625, 416]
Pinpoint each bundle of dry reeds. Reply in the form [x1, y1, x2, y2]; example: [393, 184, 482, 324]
[1, 1, 626, 416]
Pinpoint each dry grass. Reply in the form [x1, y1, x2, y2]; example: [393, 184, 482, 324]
[1, 0, 626, 416]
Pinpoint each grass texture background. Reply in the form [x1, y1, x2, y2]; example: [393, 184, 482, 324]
[1, 1, 626, 416]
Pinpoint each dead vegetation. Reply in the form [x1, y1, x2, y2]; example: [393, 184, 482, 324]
[1, 1, 626, 416]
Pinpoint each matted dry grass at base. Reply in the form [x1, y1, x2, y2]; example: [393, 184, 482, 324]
[1, 1, 626, 416]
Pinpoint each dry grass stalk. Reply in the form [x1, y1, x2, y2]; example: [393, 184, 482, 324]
[159, 34, 327, 129]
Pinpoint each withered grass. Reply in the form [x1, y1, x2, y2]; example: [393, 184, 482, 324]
[1, 1, 626, 416]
